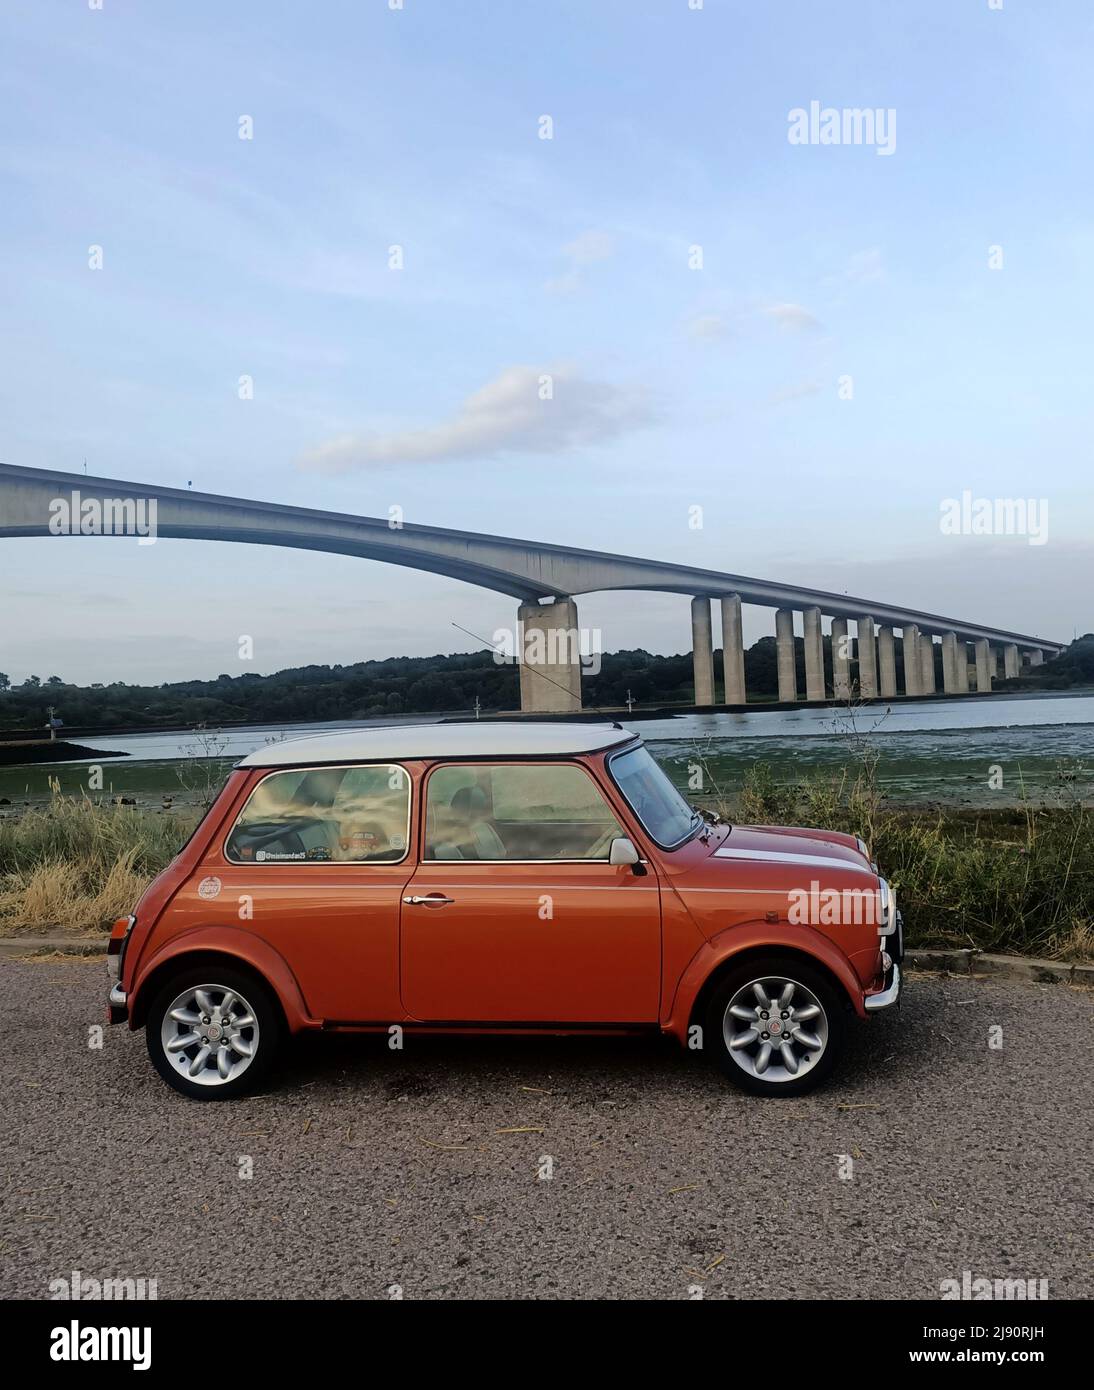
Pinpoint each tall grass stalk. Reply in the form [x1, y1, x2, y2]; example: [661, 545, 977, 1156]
[0, 795, 197, 935]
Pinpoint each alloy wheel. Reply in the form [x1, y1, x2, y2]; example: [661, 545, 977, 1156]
[722, 975, 829, 1084]
[160, 983, 261, 1088]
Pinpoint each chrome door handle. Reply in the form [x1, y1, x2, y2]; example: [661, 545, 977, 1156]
[402, 894, 455, 906]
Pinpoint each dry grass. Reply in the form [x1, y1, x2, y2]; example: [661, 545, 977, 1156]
[0, 797, 197, 936]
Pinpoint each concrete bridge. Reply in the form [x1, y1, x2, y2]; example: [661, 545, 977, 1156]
[0, 462, 1064, 712]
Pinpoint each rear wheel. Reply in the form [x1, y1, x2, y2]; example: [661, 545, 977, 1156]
[146, 966, 281, 1100]
[706, 956, 845, 1097]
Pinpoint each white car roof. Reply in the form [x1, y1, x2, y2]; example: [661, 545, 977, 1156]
[237, 721, 636, 767]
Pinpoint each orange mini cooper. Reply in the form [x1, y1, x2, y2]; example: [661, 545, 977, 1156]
[106, 723, 902, 1100]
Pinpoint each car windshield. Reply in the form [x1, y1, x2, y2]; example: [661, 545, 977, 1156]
[609, 744, 700, 848]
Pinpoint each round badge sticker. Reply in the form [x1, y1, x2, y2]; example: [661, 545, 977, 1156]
[197, 876, 222, 901]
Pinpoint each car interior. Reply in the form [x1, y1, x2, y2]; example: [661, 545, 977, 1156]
[225, 766, 409, 863]
[425, 771, 622, 861]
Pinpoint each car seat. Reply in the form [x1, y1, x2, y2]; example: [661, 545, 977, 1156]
[449, 785, 506, 860]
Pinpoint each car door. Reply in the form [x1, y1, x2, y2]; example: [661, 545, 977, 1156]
[213, 761, 414, 1021]
[400, 760, 661, 1023]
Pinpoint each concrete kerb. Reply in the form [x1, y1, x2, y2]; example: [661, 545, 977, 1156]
[0, 937, 107, 958]
[906, 947, 1093, 986]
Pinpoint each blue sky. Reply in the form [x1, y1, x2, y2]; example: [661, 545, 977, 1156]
[1, 0, 1091, 684]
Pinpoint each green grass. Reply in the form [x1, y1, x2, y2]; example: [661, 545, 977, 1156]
[721, 762, 1093, 961]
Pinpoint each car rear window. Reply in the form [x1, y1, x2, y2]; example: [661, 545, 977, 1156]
[224, 764, 410, 864]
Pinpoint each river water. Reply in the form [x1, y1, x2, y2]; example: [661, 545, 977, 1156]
[2, 693, 1092, 809]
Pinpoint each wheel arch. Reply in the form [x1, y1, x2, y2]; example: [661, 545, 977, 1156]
[664, 926, 867, 1042]
[688, 945, 851, 1035]
[129, 932, 318, 1033]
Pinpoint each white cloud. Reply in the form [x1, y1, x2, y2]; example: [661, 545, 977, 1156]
[761, 301, 823, 332]
[298, 364, 654, 472]
[562, 229, 615, 265]
[766, 379, 823, 407]
[544, 268, 583, 296]
[685, 301, 823, 340]
[686, 313, 728, 339]
[544, 229, 615, 293]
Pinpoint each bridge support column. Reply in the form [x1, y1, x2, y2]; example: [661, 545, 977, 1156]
[690, 597, 715, 705]
[919, 635, 937, 694]
[775, 609, 797, 702]
[955, 643, 970, 692]
[517, 599, 583, 713]
[803, 606, 825, 700]
[857, 616, 878, 698]
[720, 594, 746, 705]
[1029, 649, 1044, 667]
[942, 632, 960, 693]
[1003, 643, 1020, 678]
[877, 625, 897, 698]
[974, 638, 992, 692]
[902, 625, 921, 696]
[831, 618, 851, 700]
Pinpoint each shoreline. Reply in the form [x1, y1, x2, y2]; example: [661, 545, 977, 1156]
[1, 683, 1091, 746]
[0, 740, 128, 767]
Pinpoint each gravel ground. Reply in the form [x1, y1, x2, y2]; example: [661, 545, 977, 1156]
[1, 956, 1091, 1301]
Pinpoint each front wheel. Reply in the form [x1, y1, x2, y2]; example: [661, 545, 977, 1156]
[146, 967, 281, 1100]
[706, 956, 845, 1097]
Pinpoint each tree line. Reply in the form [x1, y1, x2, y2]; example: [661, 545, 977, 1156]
[0, 634, 1086, 732]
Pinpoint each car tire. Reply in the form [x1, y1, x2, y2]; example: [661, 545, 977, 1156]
[146, 965, 282, 1101]
[705, 954, 846, 1097]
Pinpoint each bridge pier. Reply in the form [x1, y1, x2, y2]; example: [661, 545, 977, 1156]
[974, 638, 992, 692]
[857, 616, 878, 698]
[831, 618, 851, 699]
[941, 632, 960, 693]
[955, 642, 970, 692]
[877, 625, 897, 698]
[1029, 649, 1044, 667]
[517, 599, 583, 713]
[720, 594, 747, 705]
[803, 607, 825, 700]
[775, 609, 797, 702]
[919, 635, 937, 694]
[690, 597, 715, 705]
[902, 625, 921, 696]
[1003, 643, 1020, 678]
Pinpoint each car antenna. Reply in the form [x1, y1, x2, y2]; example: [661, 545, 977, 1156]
[449, 622, 621, 720]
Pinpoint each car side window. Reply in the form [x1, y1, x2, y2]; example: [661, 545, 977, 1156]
[225, 764, 410, 864]
[424, 763, 623, 861]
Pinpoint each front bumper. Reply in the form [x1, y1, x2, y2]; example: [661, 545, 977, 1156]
[107, 982, 128, 1025]
[865, 960, 902, 1012]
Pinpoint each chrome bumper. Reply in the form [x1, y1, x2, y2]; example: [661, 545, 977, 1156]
[865, 961, 901, 1012]
[109, 983, 127, 1008]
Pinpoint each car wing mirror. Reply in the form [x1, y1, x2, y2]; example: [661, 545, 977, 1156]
[609, 836, 641, 869]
